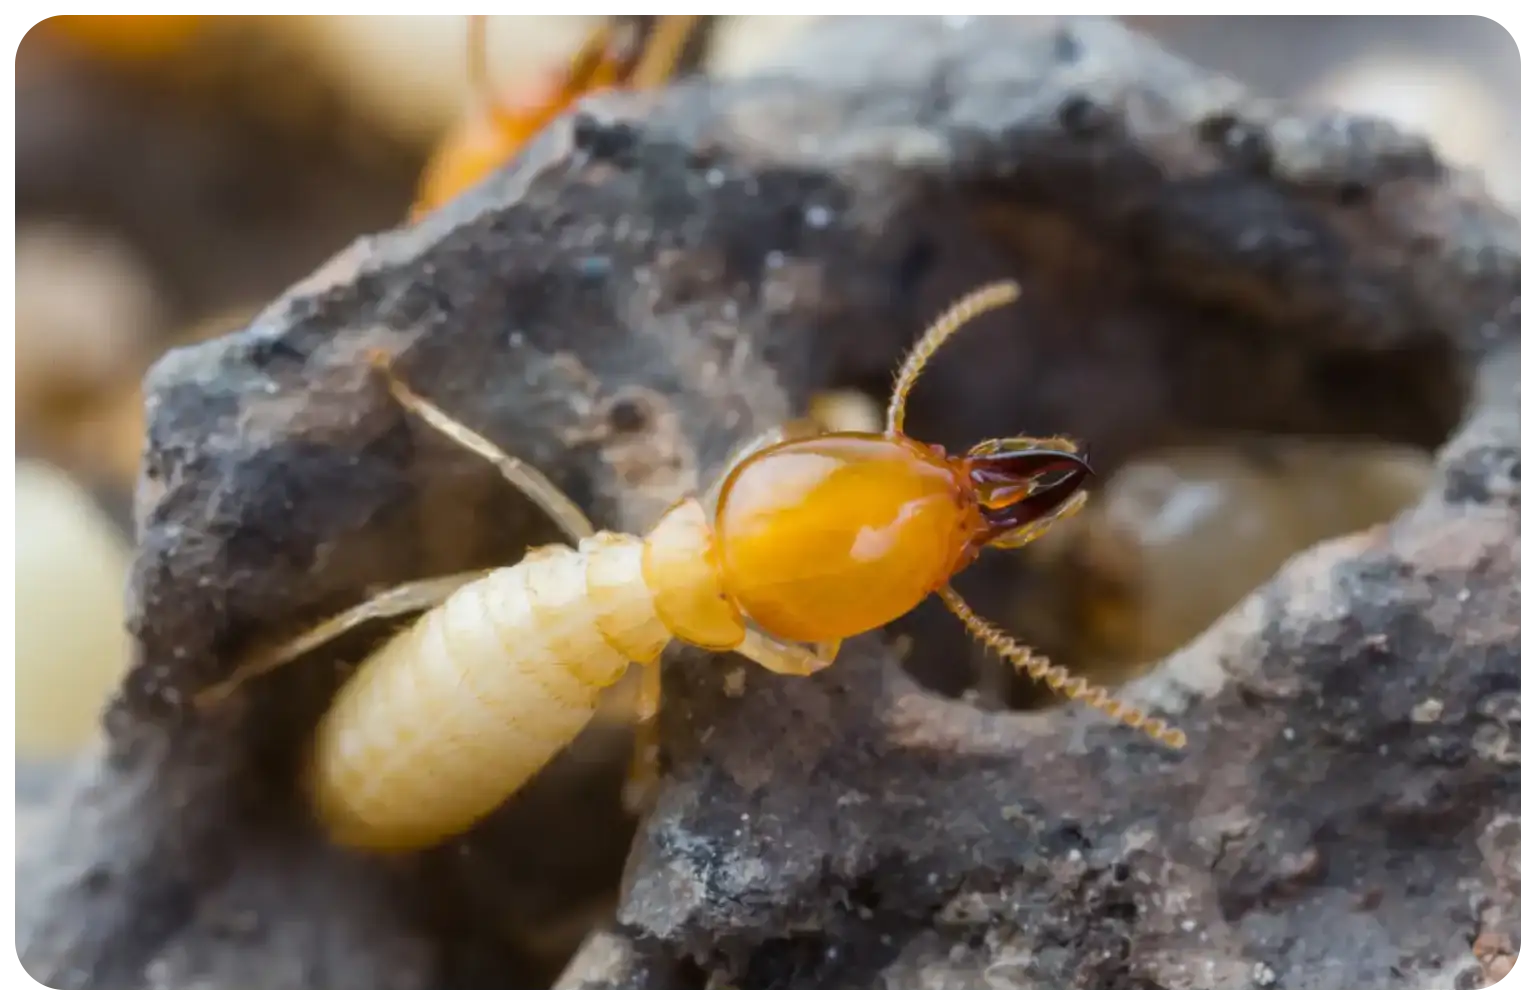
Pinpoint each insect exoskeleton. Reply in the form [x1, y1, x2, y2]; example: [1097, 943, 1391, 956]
[197, 279, 1186, 854]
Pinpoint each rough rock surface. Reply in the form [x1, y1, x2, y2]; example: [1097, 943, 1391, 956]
[17, 15, 1518, 989]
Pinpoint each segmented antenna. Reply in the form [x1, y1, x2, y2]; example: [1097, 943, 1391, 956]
[938, 586, 1187, 749]
[365, 350, 595, 542]
[886, 280, 1022, 436]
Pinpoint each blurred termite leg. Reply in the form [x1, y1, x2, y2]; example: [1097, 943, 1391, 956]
[619, 631, 844, 811]
[627, 15, 703, 88]
[734, 628, 841, 677]
[194, 569, 488, 709]
[621, 626, 839, 809]
[634, 659, 662, 723]
[559, 17, 620, 99]
[367, 350, 596, 543]
[622, 661, 664, 814]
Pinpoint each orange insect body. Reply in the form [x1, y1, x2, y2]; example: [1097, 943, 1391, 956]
[715, 427, 1111, 647]
[717, 433, 982, 643]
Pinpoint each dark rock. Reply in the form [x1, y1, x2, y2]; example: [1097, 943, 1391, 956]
[18, 15, 1517, 989]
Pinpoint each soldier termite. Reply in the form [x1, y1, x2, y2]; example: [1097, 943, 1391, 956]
[197, 279, 1187, 853]
[411, 15, 704, 220]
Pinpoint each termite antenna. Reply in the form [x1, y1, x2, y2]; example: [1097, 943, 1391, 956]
[362, 349, 596, 542]
[886, 280, 1022, 437]
[938, 586, 1187, 749]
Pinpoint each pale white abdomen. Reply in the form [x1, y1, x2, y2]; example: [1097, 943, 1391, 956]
[308, 533, 670, 851]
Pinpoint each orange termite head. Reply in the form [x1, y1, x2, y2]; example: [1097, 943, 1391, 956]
[962, 437, 1093, 551]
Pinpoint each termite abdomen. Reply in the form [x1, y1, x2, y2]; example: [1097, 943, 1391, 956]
[308, 535, 665, 851]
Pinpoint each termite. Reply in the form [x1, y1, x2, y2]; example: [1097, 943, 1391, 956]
[411, 15, 703, 220]
[197, 279, 1187, 853]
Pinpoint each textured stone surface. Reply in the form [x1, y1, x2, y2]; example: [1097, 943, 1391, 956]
[18, 15, 1517, 989]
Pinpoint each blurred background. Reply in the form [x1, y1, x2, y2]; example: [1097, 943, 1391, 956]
[14, 15, 1518, 801]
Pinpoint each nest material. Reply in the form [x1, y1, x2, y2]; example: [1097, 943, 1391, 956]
[17, 15, 1517, 989]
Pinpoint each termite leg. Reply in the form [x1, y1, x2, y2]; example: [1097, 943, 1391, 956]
[635, 658, 662, 723]
[734, 629, 842, 677]
[556, 18, 619, 102]
[626, 15, 703, 88]
[622, 661, 664, 814]
[368, 350, 596, 543]
[194, 569, 487, 709]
